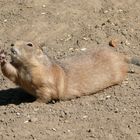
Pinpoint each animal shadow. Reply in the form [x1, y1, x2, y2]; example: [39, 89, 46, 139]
[0, 88, 36, 105]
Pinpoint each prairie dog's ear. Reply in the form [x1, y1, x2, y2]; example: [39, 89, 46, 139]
[38, 42, 45, 51]
[39, 42, 45, 47]
[36, 48, 44, 56]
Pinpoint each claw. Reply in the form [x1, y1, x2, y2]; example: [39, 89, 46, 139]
[0, 50, 7, 55]
[0, 50, 6, 63]
[0, 49, 4, 54]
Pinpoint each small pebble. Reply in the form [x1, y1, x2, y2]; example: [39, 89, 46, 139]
[87, 128, 95, 133]
[69, 48, 74, 51]
[52, 128, 56, 131]
[122, 80, 129, 85]
[16, 112, 20, 116]
[0, 119, 4, 122]
[103, 10, 109, 14]
[83, 37, 89, 41]
[65, 34, 72, 41]
[4, 19, 7, 22]
[109, 39, 117, 47]
[24, 117, 38, 123]
[80, 48, 87, 51]
[129, 69, 135, 73]
[118, 9, 123, 12]
[125, 40, 130, 46]
[41, 12, 46, 15]
[42, 5, 46, 8]
[34, 108, 39, 112]
[106, 95, 111, 99]
[24, 120, 29, 123]
[114, 108, 119, 113]
[83, 115, 88, 119]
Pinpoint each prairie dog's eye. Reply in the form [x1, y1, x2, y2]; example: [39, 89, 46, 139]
[27, 42, 33, 47]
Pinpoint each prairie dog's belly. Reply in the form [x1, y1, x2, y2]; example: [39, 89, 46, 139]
[17, 69, 37, 96]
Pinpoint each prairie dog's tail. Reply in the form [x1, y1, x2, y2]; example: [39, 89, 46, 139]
[125, 56, 140, 66]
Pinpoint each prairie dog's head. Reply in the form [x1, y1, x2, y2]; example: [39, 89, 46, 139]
[10, 41, 44, 64]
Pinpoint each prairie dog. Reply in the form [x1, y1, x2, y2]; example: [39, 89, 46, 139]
[0, 41, 139, 103]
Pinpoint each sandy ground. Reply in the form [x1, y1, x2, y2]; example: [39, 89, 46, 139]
[0, 0, 140, 140]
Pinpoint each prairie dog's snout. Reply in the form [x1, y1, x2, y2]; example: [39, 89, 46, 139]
[10, 46, 20, 56]
[11, 47, 16, 54]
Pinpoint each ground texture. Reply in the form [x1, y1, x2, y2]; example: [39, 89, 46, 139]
[0, 0, 140, 140]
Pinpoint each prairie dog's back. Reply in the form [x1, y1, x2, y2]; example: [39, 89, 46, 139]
[59, 47, 128, 99]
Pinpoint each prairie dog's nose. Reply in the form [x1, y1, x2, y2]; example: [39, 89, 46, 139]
[10, 47, 16, 54]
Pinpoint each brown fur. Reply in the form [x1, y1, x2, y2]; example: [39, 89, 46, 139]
[0, 41, 131, 103]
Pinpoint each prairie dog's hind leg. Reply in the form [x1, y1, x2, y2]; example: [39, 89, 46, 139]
[36, 87, 58, 103]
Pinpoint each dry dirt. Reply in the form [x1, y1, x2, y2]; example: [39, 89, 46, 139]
[0, 0, 140, 140]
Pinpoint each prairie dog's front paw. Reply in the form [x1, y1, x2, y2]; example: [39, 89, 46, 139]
[0, 50, 7, 64]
